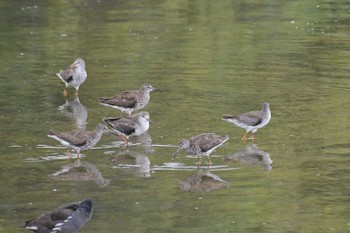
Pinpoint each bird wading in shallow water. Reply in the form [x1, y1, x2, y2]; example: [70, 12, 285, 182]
[48, 124, 109, 158]
[173, 133, 229, 165]
[222, 102, 271, 141]
[23, 198, 93, 233]
[56, 58, 87, 97]
[99, 84, 161, 115]
[103, 111, 151, 147]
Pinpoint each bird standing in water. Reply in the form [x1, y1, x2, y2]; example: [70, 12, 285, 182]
[173, 133, 229, 165]
[56, 58, 87, 97]
[103, 111, 151, 147]
[99, 84, 161, 115]
[48, 124, 109, 158]
[222, 102, 271, 141]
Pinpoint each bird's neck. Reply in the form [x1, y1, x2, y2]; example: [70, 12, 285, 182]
[139, 91, 150, 100]
[262, 106, 271, 120]
[137, 118, 150, 133]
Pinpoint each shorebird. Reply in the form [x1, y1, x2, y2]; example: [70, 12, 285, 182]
[99, 84, 160, 115]
[48, 124, 108, 158]
[56, 58, 87, 97]
[23, 198, 93, 233]
[222, 102, 271, 141]
[103, 111, 151, 146]
[173, 133, 229, 165]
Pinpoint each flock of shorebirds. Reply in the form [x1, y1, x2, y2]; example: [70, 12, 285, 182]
[48, 58, 272, 164]
[23, 57, 271, 233]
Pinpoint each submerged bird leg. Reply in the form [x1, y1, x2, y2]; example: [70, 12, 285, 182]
[195, 156, 202, 165]
[242, 132, 248, 141]
[66, 150, 72, 159]
[63, 88, 68, 97]
[207, 155, 212, 166]
[251, 132, 255, 141]
[119, 135, 129, 147]
[75, 86, 79, 96]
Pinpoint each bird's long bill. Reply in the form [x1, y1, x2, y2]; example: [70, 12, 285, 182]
[172, 147, 181, 160]
[153, 88, 163, 92]
[108, 130, 119, 136]
[68, 61, 79, 69]
[146, 118, 153, 124]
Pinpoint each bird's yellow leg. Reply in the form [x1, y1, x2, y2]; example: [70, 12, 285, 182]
[66, 150, 71, 159]
[119, 135, 129, 147]
[63, 88, 68, 97]
[207, 156, 212, 166]
[242, 132, 247, 141]
[195, 156, 202, 165]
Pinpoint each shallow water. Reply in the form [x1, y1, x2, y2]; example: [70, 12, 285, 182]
[0, 1, 349, 233]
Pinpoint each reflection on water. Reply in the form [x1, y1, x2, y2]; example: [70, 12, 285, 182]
[58, 97, 88, 129]
[107, 133, 153, 178]
[127, 132, 153, 153]
[153, 161, 240, 171]
[50, 160, 110, 187]
[320, 143, 350, 156]
[1, 0, 350, 232]
[224, 144, 272, 171]
[108, 132, 153, 151]
[40, 153, 86, 160]
[109, 149, 151, 178]
[178, 168, 229, 192]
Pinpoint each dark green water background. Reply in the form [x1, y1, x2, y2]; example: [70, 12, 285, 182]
[0, 1, 349, 232]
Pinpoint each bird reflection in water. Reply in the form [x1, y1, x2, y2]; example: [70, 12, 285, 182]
[50, 160, 110, 187]
[109, 149, 151, 178]
[178, 169, 229, 192]
[224, 144, 272, 171]
[127, 132, 153, 153]
[58, 97, 88, 129]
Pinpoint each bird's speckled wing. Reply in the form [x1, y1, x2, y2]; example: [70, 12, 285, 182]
[99, 90, 139, 108]
[190, 134, 227, 153]
[58, 68, 74, 83]
[104, 117, 136, 136]
[236, 111, 262, 126]
[224, 110, 262, 126]
[49, 130, 90, 147]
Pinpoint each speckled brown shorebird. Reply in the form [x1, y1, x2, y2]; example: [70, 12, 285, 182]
[23, 199, 93, 233]
[173, 133, 229, 165]
[56, 58, 87, 97]
[103, 111, 151, 146]
[48, 124, 108, 158]
[222, 102, 271, 141]
[98, 84, 160, 115]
